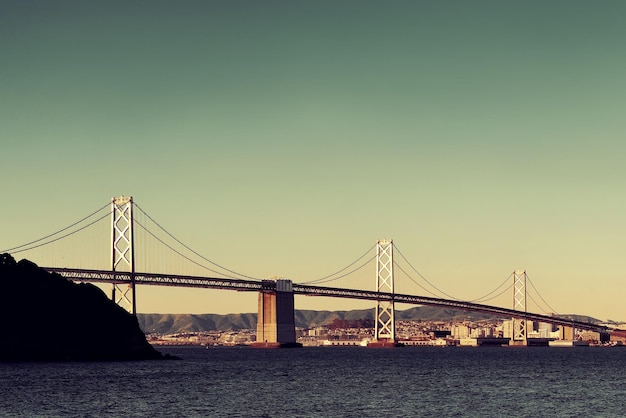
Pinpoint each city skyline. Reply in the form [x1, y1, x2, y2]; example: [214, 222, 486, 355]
[2, 1, 625, 321]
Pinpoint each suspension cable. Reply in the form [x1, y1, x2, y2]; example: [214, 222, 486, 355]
[134, 219, 257, 279]
[393, 244, 459, 300]
[301, 254, 376, 285]
[468, 273, 513, 303]
[133, 203, 258, 280]
[1, 202, 110, 253]
[471, 281, 512, 304]
[526, 292, 550, 314]
[393, 261, 442, 297]
[304, 243, 376, 284]
[526, 274, 559, 314]
[5, 211, 110, 254]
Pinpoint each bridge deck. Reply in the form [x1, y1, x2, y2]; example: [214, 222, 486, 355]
[44, 267, 605, 332]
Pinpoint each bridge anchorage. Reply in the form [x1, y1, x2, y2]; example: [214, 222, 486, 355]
[251, 279, 301, 348]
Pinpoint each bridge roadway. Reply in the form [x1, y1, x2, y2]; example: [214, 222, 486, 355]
[45, 267, 605, 332]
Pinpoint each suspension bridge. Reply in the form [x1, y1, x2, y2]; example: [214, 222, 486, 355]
[2, 196, 606, 347]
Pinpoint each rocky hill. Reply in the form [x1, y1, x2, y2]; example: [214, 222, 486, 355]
[0, 254, 167, 361]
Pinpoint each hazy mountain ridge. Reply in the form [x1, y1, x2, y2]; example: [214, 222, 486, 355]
[137, 306, 600, 334]
[139, 313, 257, 334]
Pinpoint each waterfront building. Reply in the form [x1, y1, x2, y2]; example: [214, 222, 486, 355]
[450, 325, 470, 339]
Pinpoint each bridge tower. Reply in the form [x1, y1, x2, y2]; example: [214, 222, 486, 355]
[369, 239, 398, 347]
[511, 269, 527, 346]
[110, 196, 136, 315]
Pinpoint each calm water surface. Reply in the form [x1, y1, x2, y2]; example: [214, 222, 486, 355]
[1, 346, 625, 417]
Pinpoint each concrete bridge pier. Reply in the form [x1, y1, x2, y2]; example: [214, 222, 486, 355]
[252, 279, 301, 348]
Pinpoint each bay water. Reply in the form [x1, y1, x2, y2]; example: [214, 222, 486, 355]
[1, 346, 625, 417]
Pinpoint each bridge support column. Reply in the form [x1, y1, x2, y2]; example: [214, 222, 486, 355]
[368, 239, 401, 348]
[252, 279, 301, 348]
[111, 196, 136, 315]
[510, 270, 527, 346]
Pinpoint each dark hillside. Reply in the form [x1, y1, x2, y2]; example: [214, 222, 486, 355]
[0, 253, 166, 361]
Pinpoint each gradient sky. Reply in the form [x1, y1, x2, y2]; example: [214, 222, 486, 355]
[2, 1, 625, 321]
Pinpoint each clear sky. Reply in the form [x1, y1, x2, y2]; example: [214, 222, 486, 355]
[2, 1, 625, 321]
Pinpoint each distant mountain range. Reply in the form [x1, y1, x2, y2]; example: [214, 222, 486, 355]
[137, 307, 602, 334]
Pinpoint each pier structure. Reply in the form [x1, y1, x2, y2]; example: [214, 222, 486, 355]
[252, 279, 300, 348]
